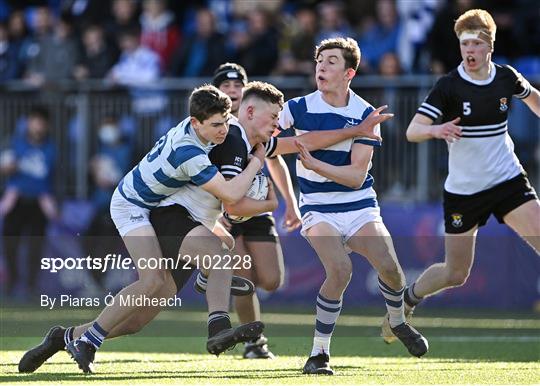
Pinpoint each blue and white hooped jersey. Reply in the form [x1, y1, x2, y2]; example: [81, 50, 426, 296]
[117, 117, 218, 209]
[279, 90, 381, 216]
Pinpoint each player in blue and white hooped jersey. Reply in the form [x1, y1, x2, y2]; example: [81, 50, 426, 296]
[279, 38, 428, 375]
[61, 85, 267, 373]
[17, 82, 389, 375]
[382, 9, 540, 344]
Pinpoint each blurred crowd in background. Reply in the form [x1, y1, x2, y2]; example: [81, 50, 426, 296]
[0, 0, 539, 298]
[0, 0, 539, 84]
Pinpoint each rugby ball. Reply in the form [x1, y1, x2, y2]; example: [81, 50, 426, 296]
[224, 172, 269, 223]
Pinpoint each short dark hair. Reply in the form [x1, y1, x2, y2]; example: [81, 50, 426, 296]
[28, 106, 50, 122]
[315, 37, 361, 71]
[212, 63, 248, 88]
[241, 81, 283, 108]
[189, 84, 231, 122]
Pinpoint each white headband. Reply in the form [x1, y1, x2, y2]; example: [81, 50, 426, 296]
[459, 30, 494, 46]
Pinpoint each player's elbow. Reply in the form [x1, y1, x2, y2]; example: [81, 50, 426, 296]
[218, 189, 243, 206]
[348, 179, 364, 190]
[406, 128, 420, 142]
[221, 196, 239, 206]
[347, 168, 368, 189]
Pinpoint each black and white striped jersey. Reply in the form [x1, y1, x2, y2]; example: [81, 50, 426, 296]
[417, 62, 532, 195]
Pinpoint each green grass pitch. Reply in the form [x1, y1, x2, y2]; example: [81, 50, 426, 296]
[1, 307, 539, 385]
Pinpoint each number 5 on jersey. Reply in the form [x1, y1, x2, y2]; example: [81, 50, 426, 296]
[463, 102, 471, 116]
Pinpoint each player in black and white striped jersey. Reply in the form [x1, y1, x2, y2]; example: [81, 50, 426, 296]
[382, 8, 540, 344]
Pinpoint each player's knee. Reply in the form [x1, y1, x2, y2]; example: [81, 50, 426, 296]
[326, 260, 352, 286]
[139, 270, 167, 296]
[378, 261, 404, 289]
[258, 274, 283, 292]
[446, 268, 470, 287]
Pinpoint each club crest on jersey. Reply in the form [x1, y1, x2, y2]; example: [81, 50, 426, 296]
[344, 118, 359, 128]
[451, 213, 463, 228]
[499, 97, 508, 112]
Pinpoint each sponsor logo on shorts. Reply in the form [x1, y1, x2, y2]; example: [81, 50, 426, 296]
[302, 212, 313, 226]
[129, 214, 145, 222]
[451, 213, 463, 228]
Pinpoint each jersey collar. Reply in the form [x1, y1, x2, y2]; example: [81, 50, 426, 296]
[457, 62, 496, 85]
[185, 121, 217, 151]
[316, 89, 357, 112]
[229, 115, 252, 153]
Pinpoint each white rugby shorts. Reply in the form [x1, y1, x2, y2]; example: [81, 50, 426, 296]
[301, 206, 383, 248]
[110, 188, 151, 236]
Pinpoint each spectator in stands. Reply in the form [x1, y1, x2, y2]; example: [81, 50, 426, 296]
[232, 8, 279, 76]
[275, 6, 317, 76]
[139, 0, 180, 71]
[25, 13, 80, 86]
[427, 0, 476, 75]
[513, 0, 540, 56]
[59, 0, 111, 34]
[170, 7, 226, 77]
[378, 52, 403, 77]
[19, 6, 52, 80]
[107, 26, 164, 158]
[105, 0, 140, 57]
[84, 114, 131, 288]
[396, 0, 440, 73]
[107, 26, 161, 104]
[315, 1, 354, 43]
[485, 0, 521, 60]
[74, 24, 117, 80]
[7, 10, 29, 79]
[0, 22, 19, 82]
[376, 52, 415, 201]
[0, 107, 58, 297]
[358, 0, 401, 73]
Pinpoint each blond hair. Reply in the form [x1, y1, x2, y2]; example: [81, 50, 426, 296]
[242, 81, 284, 109]
[454, 9, 496, 47]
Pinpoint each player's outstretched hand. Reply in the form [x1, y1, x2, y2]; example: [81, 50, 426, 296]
[296, 140, 320, 172]
[432, 117, 462, 142]
[352, 105, 393, 141]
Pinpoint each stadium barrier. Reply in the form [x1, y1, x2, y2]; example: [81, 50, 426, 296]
[1, 75, 538, 201]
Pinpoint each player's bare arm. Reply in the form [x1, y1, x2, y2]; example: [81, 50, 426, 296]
[296, 140, 372, 189]
[266, 156, 301, 231]
[201, 145, 264, 205]
[522, 86, 540, 117]
[274, 105, 392, 155]
[406, 114, 462, 143]
[223, 180, 278, 217]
